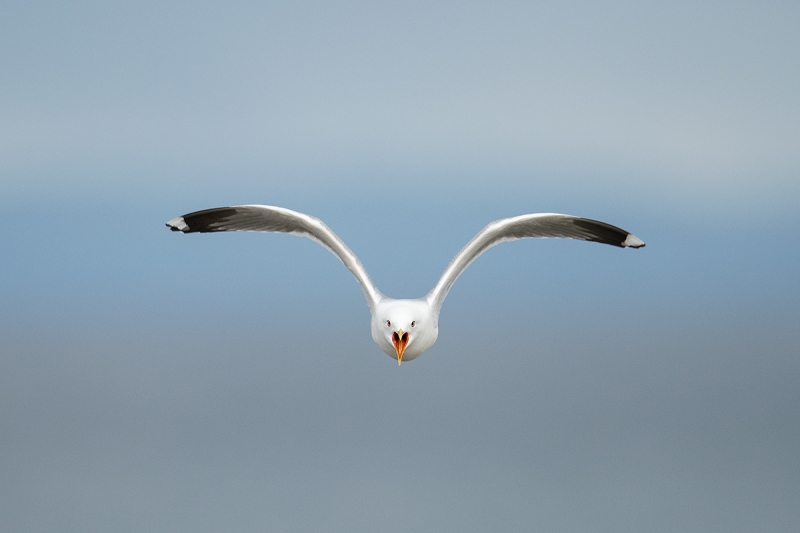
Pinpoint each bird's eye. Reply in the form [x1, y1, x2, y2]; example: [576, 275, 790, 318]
[386, 320, 391, 327]
[411, 321, 416, 328]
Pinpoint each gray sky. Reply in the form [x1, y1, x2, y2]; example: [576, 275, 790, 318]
[1, 1, 799, 532]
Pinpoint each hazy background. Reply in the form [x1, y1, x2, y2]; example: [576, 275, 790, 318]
[1, 1, 798, 531]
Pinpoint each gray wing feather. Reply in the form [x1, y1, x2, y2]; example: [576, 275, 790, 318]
[426, 213, 644, 313]
[167, 205, 383, 309]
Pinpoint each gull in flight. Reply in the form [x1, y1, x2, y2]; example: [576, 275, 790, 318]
[167, 206, 644, 364]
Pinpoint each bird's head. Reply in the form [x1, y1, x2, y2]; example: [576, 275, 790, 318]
[371, 298, 438, 365]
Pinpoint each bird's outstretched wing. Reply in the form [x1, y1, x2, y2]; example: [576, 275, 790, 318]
[426, 213, 645, 312]
[167, 205, 383, 309]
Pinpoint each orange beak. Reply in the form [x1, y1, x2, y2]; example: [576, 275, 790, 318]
[392, 329, 409, 365]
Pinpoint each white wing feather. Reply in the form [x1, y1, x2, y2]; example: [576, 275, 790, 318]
[167, 205, 383, 309]
[426, 213, 644, 312]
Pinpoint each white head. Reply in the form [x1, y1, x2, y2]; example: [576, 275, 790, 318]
[371, 298, 438, 364]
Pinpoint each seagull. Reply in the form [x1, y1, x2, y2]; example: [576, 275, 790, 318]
[167, 205, 644, 364]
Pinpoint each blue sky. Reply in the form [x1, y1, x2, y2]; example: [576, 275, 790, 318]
[2, 2, 799, 531]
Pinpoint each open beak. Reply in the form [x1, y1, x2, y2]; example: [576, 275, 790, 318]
[392, 329, 409, 365]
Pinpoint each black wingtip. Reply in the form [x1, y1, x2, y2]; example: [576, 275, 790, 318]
[175, 207, 240, 233]
[571, 218, 629, 248]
